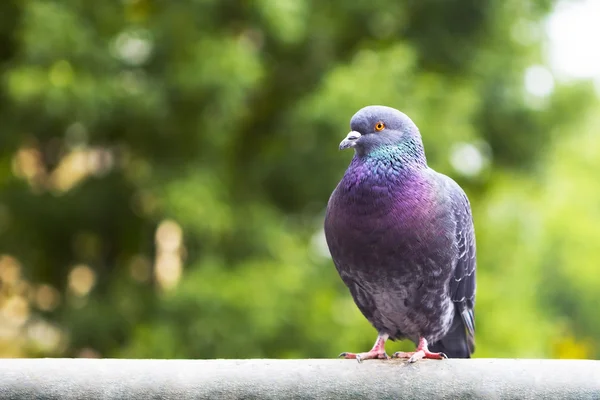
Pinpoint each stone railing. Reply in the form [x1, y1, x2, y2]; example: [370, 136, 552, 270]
[1, 358, 599, 399]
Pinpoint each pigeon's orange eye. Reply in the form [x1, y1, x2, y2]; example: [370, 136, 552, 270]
[375, 122, 385, 132]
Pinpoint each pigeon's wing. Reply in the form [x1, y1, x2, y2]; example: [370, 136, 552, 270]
[448, 180, 476, 354]
[430, 174, 476, 357]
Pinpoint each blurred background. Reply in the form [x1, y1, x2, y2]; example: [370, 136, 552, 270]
[0, 0, 599, 360]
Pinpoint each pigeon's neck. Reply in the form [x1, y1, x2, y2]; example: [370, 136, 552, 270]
[355, 138, 426, 174]
[341, 149, 427, 196]
[357, 136, 426, 166]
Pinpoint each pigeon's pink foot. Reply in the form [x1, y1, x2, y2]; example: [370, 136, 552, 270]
[393, 337, 447, 363]
[339, 349, 389, 362]
[339, 333, 389, 363]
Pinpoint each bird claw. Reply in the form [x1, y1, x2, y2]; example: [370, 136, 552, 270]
[392, 337, 447, 363]
[339, 351, 389, 362]
[393, 350, 447, 363]
[339, 334, 390, 362]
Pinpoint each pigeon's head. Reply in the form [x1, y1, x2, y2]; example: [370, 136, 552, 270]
[339, 105, 424, 159]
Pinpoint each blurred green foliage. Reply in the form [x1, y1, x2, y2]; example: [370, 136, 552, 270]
[0, 0, 598, 360]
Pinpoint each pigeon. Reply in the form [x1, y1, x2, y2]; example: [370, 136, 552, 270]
[324, 105, 476, 362]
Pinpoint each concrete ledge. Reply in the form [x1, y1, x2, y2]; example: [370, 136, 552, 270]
[1, 358, 599, 399]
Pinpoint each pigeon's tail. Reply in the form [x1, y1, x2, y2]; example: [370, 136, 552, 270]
[429, 307, 474, 358]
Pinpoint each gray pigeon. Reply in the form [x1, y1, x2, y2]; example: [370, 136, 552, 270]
[324, 105, 476, 362]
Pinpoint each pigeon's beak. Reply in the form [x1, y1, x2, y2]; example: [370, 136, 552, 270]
[339, 131, 361, 150]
